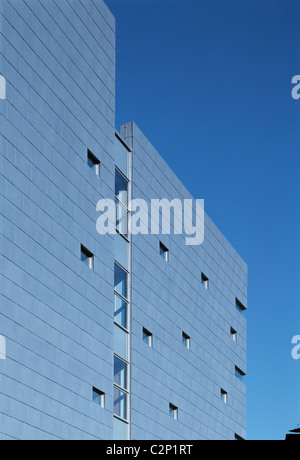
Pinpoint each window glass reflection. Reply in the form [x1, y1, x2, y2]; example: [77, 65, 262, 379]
[114, 387, 127, 420]
[114, 356, 128, 390]
[114, 263, 128, 299]
[114, 294, 127, 329]
[115, 169, 128, 207]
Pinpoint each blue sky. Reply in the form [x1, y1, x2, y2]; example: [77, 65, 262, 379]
[105, 0, 300, 440]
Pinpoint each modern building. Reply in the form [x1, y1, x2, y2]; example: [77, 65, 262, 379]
[0, 0, 247, 440]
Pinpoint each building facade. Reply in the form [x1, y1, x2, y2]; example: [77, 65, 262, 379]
[0, 0, 247, 440]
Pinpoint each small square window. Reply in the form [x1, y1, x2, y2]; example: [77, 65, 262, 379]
[169, 403, 178, 420]
[182, 332, 190, 350]
[87, 149, 100, 177]
[201, 273, 209, 290]
[231, 327, 237, 342]
[221, 389, 228, 404]
[236, 298, 246, 313]
[159, 242, 169, 262]
[143, 328, 153, 347]
[81, 245, 94, 270]
[92, 388, 105, 408]
[235, 366, 246, 382]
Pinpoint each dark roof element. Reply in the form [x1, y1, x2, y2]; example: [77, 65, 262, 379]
[289, 428, 300, 434]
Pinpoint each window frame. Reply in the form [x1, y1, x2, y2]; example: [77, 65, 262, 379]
[114, 293, 129, 331]
[235, 366, 246, 382]
[182, 331, 191, 350]
[115, 168, 129, 208]
[201, 272, 209, 290]
[92, 387, 105, 408]
[143, 328, 153, 348]
[114, 261, 129, 301]
[159, 241, 169, 263]
[114, 355, 129, 391]
[221, 388, 228, 404]
[114, 386, 129, 422]
[115, 166, 129, 238]
[169, 403, 178, 421]
[236, 298, 247, 313]
[81, 244, 94, 270]
[230, 327, 237, 343]
[87, 149, 100, 177]
[116, 200, 129, 238]
[113, 137, 131, 441]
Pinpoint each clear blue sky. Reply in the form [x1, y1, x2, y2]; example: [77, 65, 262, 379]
[105, 0, 300, 440]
